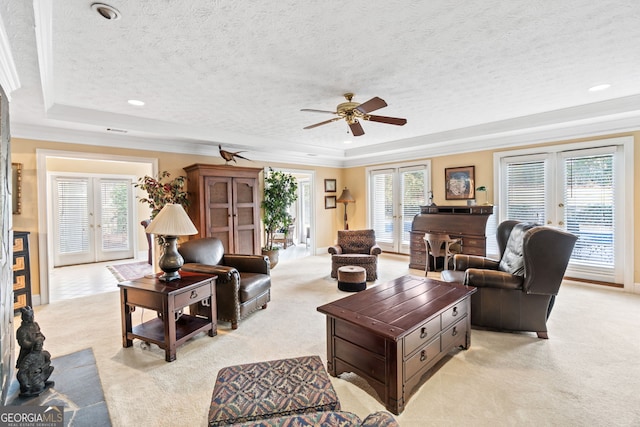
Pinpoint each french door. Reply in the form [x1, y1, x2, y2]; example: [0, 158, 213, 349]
[52, 175, 134, 267]
[369, 163, 429, 253]
[499, 143, 625, 284]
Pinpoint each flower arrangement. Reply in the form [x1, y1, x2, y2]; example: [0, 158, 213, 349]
[135, 171, 189, 219]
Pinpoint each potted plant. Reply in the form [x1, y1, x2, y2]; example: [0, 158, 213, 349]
[261, 168, 298, 268]
[135, 171, 189, 219]
[135, 170, 191, 262]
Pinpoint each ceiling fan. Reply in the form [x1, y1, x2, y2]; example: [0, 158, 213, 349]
[301, 93, 407, 136]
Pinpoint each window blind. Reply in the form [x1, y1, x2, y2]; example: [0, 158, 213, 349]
[371, 171, 393, 242]
[564, 154, 614, 268]
[56, 179, 89, 254]
[100, 180, 131, 251]
[401, 169, 426, 243]
[505, 160, 546, 224]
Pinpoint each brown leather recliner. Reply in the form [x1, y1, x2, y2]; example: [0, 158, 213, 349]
[178, 237, 271, 330]
[328, 229, 382, 281]
[441, 220, 577, 339]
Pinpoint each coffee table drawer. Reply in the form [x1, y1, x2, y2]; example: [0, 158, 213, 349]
[441, 317, 468, 351]
[441, 298, 468, 329]
[175, 282, 212, 308]
[404, 316, 440, 357]
[405, 337, 441, 380]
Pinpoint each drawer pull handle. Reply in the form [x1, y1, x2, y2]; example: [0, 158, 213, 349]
[420, 350, 427, 362]
[452, 307, 458, 317]
[420, 327, 428, 339]
[451, 327, 458, 337]
[190, 290, 198, 299]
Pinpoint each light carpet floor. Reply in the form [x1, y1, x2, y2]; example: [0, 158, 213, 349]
[21, 254, 640, 426]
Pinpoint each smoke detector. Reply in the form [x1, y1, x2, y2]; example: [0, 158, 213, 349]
[92, 3, 121, 20]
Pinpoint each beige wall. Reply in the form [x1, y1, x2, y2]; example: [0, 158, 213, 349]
[10, 130, 640, 298]
[345, 131, 640, 285]
[12, 138, 346, 296]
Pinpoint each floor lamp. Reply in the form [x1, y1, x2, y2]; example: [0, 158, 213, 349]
[337, 187, 355, 230]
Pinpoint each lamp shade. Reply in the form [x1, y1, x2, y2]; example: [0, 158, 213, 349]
[337, 188, 355, 204]
[145, 203, 198, 236]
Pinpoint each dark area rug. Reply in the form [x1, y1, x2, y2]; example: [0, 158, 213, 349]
[107, 261, 152, 282]
[7, 348, 111, 426]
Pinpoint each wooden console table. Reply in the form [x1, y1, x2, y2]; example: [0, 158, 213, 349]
[317, 275, 476, 414]
[119, 271, 217, 362]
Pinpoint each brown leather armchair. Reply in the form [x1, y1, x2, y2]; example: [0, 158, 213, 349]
[178, 237, 271, 330]
[441, 220, 577, 339]
[328, 229, 381, 281]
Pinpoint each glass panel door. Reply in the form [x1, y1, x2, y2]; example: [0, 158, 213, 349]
[500, 146, 621, 283]
[370, 164, 428, 254]
[53, 176, 134, 267]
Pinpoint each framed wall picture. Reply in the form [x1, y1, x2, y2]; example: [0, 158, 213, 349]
[445, 166, 475, 200]
[12, 163, 22, 215]
[325, 195, 336, 209]
[324, 179, 336, 192]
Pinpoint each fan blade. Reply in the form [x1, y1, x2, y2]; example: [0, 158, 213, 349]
[365, 115, 407, 126]
[349, 120, 365, 136]
[355, 97, 387, 114]
[301, 109, 338, 114]
[303, 117, 341, 129]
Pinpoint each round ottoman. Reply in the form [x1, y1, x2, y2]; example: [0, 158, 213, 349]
[337, 265, 367, 292]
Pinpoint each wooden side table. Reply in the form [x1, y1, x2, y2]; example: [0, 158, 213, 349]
[119, 271, 217, 362]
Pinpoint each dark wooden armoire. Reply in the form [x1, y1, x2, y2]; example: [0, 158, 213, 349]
[184, 164, 262, 255]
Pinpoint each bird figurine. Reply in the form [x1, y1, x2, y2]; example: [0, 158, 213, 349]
[219, 145, 251, 165]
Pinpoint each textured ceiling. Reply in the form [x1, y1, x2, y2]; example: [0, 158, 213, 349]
[1, 1, 640, 167]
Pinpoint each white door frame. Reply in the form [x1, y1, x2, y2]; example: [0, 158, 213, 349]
[264, 167, 316, 254]
[36, 149, 157, 305]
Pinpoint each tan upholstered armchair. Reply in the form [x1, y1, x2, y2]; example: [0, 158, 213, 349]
[328, 229, 382, 281]
[178, 238, 271, 330]
[441, 220, 577, 339]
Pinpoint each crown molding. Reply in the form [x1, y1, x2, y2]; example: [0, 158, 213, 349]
[11, 95, 640, 170]
[33, 0, 54, 109]
[0, 11, 21, 98]
[9, 122, 346, 168]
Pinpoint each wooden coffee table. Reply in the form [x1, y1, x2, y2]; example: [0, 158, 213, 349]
[317, 275, 476, 414]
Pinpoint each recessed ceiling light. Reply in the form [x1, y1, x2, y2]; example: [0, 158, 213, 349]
[128, 99, 145, 106]
[343, 140, 352, 144]
[91, 3, 121, 20]
[588, 84, 611, 92]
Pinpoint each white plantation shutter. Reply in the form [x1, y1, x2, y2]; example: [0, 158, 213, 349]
[56, 178, 90, 254]
[505, 159, 547, 224]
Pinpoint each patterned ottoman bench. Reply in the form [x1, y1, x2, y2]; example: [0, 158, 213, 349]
[208, 355, 340, 426]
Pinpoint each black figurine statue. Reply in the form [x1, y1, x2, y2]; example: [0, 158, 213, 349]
[16, 306, 54, 397]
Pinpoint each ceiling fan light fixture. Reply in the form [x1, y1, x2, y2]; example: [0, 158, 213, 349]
[92, 3, 121, 21]
[302, 93, 406, 137]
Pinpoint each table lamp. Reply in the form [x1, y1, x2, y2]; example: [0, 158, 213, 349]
[337, 187, 355, 230]
[144, 203, 198, 281]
